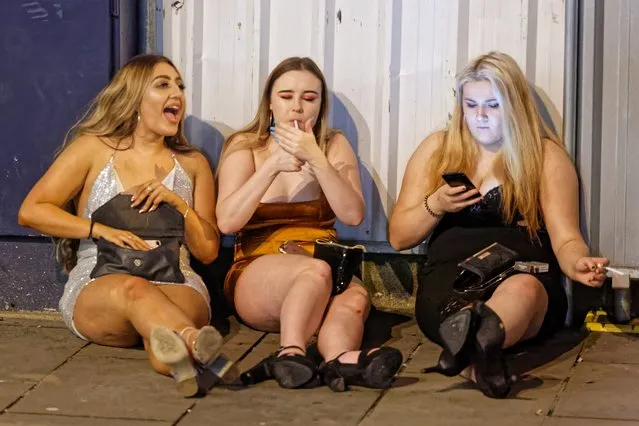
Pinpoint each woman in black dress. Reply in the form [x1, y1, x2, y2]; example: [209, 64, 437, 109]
[388, 51, 608, 398]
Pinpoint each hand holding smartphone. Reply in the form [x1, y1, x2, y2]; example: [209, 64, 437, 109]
[442, 172, 476, 190]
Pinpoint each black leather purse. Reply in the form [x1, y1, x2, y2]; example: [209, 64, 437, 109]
[90, 194, 185, 283]
[440, 243, 549, 317]
[313, 239, 364, 295]
[278, 239, 364, 295]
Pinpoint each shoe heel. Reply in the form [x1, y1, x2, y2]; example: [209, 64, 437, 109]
[327, 376, 347, 392]
[439, 309, 472, 356]
[192, 325, 223, 365]
[150, 327, 199, 397]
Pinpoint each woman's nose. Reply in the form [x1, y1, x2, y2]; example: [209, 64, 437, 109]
[475, 105, 488, 122]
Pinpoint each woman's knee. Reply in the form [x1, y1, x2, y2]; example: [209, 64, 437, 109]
[496, 274, 547, 303]
[299, 258, 333, 291]
[331, 285, 370, 319]
[118, 276, 155, 304]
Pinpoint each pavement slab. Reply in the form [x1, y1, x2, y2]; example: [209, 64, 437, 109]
[0, 413, 170, 425]
[553, 361, 639, 421]
[579, 333, 639, 365]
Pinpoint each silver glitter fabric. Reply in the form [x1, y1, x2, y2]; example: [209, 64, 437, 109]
[58, 153, 210, 340]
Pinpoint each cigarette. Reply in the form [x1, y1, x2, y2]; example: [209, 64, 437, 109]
[605, 266, 626, 275]
[294, 120, 299, 130]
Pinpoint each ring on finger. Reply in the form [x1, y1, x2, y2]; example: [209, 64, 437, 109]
[146, 185, 152, 192]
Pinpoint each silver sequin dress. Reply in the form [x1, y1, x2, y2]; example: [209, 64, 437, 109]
[58, 154, 211, 339]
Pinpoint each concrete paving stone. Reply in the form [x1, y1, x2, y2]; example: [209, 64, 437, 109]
[0, 325, 86, 382]
[7, 356, 191, 421]
[0, 413, 171, 425]
[580, 333, 639, 365]
[553, 362, 639, 421]
[0, 381, 34, 412]
[545, 417, 639, 425]
[180, 383, 381, 426]
[76, 344, 149, 360]
[365, 334, 567, 426]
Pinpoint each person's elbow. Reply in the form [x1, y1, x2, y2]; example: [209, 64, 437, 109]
[340, 201, 365, 227]
[17, 201, 36, 228]
[216, 216, 240, 235]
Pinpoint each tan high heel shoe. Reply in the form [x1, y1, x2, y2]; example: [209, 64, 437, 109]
[150, 327, 199, 397]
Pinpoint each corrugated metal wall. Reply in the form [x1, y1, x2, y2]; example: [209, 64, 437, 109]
[577, 0, 639, 267]
[161, 0, 565, 249]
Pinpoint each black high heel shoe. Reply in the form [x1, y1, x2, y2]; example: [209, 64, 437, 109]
[438, 302, 512, 398]
[320, 347, 403, 392]
[240, 345, 320, 389]
[421, 348, 470, 377]
[472, 302, 511, 398]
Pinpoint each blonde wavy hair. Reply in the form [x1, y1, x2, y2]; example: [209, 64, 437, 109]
[220, 56, 340, 161]
[425, 51, 562, 237]
[57, 54, 193, 272]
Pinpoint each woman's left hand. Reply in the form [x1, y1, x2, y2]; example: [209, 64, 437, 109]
[130, 179, 186, 213]
[271, 119, 324, 166]
[574, 256, 609, 287]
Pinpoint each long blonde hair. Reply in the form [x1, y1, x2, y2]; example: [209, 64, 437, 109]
[57, 54, 193, 272]
[425, 51, 561, 237]
[220, 57, 339, 161]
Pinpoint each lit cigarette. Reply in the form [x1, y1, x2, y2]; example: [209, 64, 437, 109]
[294, 120, 299, 130]
[605, 266, 626, 275]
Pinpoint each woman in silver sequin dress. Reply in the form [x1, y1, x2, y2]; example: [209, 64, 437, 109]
[18, 55, 223, 397]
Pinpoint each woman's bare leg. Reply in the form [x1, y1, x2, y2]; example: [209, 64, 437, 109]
[234, 254, 333, 353]
[73, 274, 210, 374]
[317, 279, 371, 363]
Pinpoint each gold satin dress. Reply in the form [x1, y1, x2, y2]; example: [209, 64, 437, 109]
[223, 195, 338, 306]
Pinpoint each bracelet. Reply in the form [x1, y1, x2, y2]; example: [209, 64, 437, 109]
[89, 220, 96, 239]
[181, 198, 190, 219]
[423, 194, 443, 219]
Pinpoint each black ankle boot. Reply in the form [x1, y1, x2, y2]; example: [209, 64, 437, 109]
[437, 307, 479, 368]
[472, 302, 512, 399]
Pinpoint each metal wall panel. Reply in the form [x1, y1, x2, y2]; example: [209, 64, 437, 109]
[161, 0, 565, 249]
[578, 0, 639, 267]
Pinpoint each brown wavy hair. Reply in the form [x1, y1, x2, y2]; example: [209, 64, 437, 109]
[56, 54, 193, 272]
[220, 56, 340, 162]
[424, 51, 562, 237]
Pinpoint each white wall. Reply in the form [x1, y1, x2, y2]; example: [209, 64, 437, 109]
[162, 0, 565, 249]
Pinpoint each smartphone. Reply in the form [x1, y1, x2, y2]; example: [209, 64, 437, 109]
[144, 240, 162, 248]
[442, 172, 476, 190]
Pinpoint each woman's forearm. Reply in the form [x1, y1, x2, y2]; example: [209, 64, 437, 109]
[555, 238, 590, 281]
[216, 163, 279, 234]
[388, 204, 441, 251]
[18, 202, 91, 239]
[311, 156, 365, 226]
[181, 208, 219, 264]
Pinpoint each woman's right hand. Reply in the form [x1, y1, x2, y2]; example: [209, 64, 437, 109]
[92, 223, 151, 250]
[266, 146, 305, 173]
[430, 184, 482, 214]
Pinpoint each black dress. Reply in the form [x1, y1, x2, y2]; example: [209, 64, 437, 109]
[415, 186, 568, 347]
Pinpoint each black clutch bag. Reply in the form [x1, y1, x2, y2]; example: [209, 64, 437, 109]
[313, 239, 364, 295]
[452, 242, 520, 300]
[90, 194, 185, 283]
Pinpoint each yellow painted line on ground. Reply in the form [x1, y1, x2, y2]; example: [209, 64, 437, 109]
[584, 310, 639, 334]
